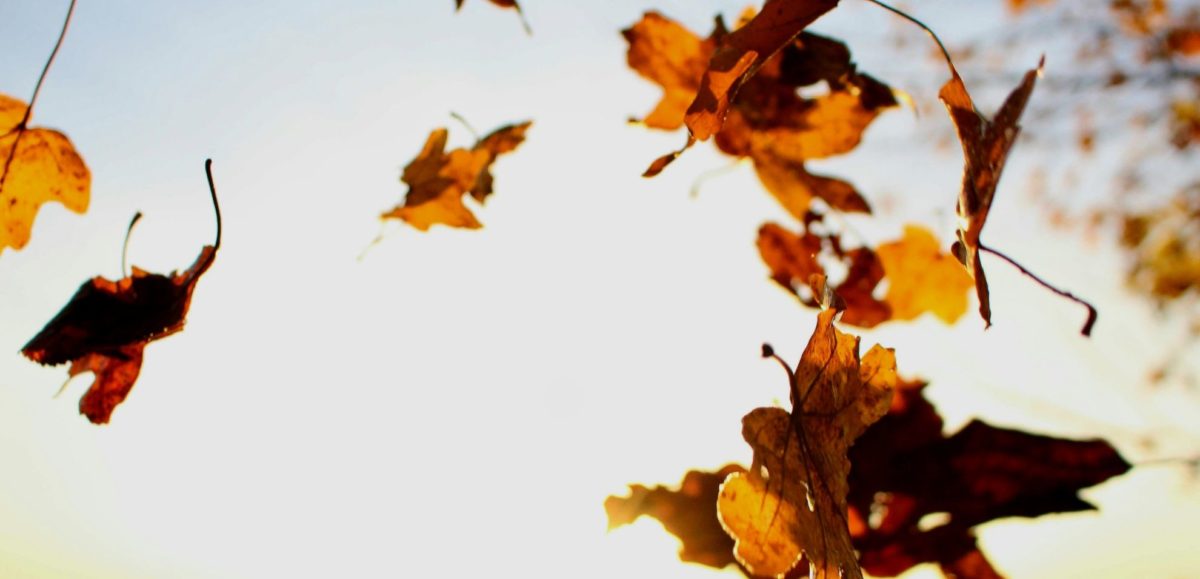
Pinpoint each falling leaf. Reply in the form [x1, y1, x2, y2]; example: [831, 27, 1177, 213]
[622, 12, 719, 130]
[0, 93, 90, 254]
[717, 309, 896, 578]
[454, 0, 530, 34]
[684, 0, 839, 141]
[625, 10, 896, 216]
[847, 379, 1131, 577]
[758, 222, 970, 328]
[21, 161, 221, 424]
[876, 225, 973, 324]
[381, 121, 530, 231]
[940, 58, 1042, 327]
[605, 465, 747, 570]
[615, 375, 1131, 579]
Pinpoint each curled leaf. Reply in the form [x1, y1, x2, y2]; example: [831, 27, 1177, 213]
[940, 59, 1042, 326]
[21, 161, 220, 424]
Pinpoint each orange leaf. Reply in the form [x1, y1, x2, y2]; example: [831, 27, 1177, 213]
[23, 245, 217, 424]
[0, 93, 90, 254]
[684, 0, 839, 142]
[622, 12, 718, 130]
[21, 161, 220, 424]
[940, 59, 1041, 327]
[876, 225, 973, 324]
[718, 310, 895, 578]
[382, 121, 531, 231]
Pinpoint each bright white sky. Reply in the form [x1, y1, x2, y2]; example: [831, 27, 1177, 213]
[1, 1, 1198, 578]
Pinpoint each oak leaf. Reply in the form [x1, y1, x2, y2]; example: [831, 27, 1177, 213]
[717, 309, 895, 578]
[382, 121, 530, 231]
[20, 161, 221, 424]
[0, 93, 90, 254]
[940, 59, 1042, 327]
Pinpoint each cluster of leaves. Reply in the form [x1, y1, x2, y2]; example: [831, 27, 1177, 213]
[612, 1, 1120, 576]
[607, 311, 1130, 577]
[608, 385, 1130, 577]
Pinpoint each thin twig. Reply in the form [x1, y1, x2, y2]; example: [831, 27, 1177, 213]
[979, 242, 1098, 336]
[0, 0, 79, 195]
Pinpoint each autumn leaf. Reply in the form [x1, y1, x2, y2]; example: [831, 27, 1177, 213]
[876, 225, 973, 324]
[848, 379, 1131, 577]
[622, 12, 720, 130]
[940, 58, 1042, 327]
[21, 160, 221, 424]
[0, 93, 90, 254]
[758, 221, 971, 328]
[381, 120, 530, 231]
[717, 309, 895, 578]
[605, 465, 747, 570]
[625, 10, 895, 216]
[685, 0, 839, 142]
[614, 375, 1131, 579]
[455, 0, 530, 34]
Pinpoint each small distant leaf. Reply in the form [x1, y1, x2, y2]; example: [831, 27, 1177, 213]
[382, 121, 531, 231]
[0, 93, 90, 254]
[940, 59, 1042, 327]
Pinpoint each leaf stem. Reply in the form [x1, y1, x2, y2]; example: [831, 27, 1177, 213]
[979, 242, 1098, 336]
[205, 159, 222, 252]
[121, 212, 143, 277]
[0, 0, 79, 195]
[861, 0, 956, 77]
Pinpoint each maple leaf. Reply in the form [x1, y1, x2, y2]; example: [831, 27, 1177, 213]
[21, 160, 221, 424]
[940, 58, 1042, 327]
[876, 225, 973, 324]
[627, 10, 895, 217]
[381, 121, 530, 231]
[718, 309, 896, 578]
[0, 93, 90, 254]
[622, 12, 720, 130]
[605, 465, 747, 570]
